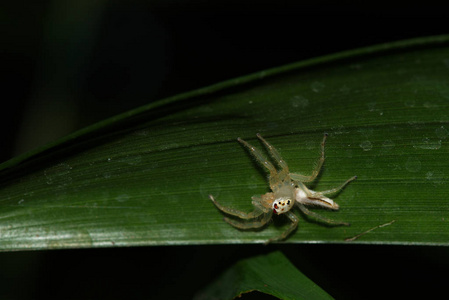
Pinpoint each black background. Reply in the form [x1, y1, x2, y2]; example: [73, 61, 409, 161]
[2, 1, 449, 299]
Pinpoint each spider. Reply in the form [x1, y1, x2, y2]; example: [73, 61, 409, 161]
[209, 133, 357, 243]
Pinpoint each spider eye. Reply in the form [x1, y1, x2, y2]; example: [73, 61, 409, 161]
[274, 204, 278, 209]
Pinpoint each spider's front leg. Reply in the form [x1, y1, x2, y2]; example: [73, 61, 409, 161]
[266, 211, 299, 244]
[210, 195, 273, 231]
[209, 195, 267, 219]
[224, 212, 273, 230]
[296, 203, 350, 226]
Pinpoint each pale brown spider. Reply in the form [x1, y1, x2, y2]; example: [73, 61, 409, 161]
[209, 133, 356, 243]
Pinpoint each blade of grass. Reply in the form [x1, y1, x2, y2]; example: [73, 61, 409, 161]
[194, 251, 333, 300]
[0, 35, 449, 249]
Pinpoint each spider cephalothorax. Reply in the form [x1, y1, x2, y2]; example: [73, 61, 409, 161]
[209, 133, 356, 243]
[272, 197, 293, 214]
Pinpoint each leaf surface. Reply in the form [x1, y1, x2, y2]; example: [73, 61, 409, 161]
[195, 251, 333, 300]
[1, 36, 449, 249]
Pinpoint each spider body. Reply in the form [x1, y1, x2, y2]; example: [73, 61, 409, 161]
[209, 133, 356, 243]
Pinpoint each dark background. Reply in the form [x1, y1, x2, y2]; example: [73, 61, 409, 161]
[2, 1, 449, 299]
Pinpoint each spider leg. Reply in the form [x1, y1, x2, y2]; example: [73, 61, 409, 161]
[209, 195, 265, 219]
[238, 137, 286, 189]
[251, 196, 271, 213]
[296, 203, 350, 226]
[289, 133, 327, 183]
[316, 175, 357, 196]
[237, 137, 277, 177]
[223, 211, 273, 229]
[266, 211, 299, 243]
[256, 133, 289, 171]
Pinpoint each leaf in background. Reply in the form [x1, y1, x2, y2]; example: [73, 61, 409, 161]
[1, 35, 449, 249]
[194, 251, 332, 300]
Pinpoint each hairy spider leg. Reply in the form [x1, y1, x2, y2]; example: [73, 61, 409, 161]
[267, 211, 299, 243]
[237, 137, 277, 174]
[296, 202, 350, 226]
[289, 133, 328, 183]
[209, 195, 266, 219]
[252, 195, 272, 213]
[317, 175, 357, 196]
[223, 211, 273, 229]
[256, 133, 289, 171]
[237, 137, 281, 187]
[256, 133, 292, 190]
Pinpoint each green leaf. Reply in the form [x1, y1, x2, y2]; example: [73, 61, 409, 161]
[194, 251, 332, 300]
[1, 35, 449, 249]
